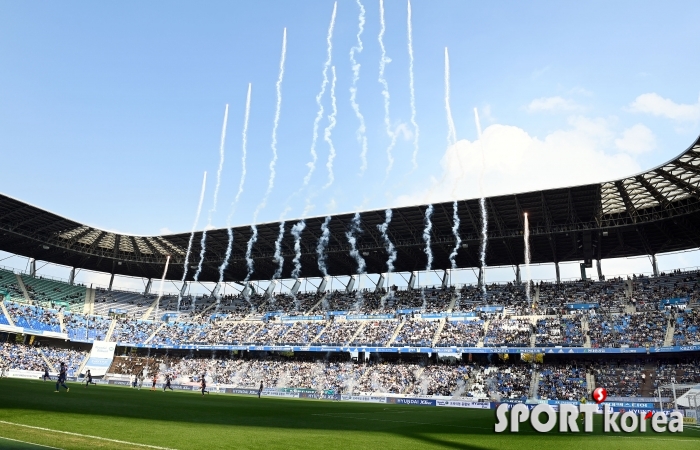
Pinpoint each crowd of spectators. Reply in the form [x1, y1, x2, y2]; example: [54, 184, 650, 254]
[350, 321, 398, 346]
[590, 362, 643, 397]
[111, 318, 161, 344]
[5, 301, 61, 332]
[0, 342, 86, 376]
[535, 317, 584, 346]
[281, 322, 326, 345]
[588, 312, 668, 348]
[64, 313, 110, 342]
[537, 363, 587, 400]
[673, 310, 700, 345]
[392, 320, 439, 347]
[316, 321, 360, 346]
[436, 320, 484, 347]
[484, 319, 532, 346]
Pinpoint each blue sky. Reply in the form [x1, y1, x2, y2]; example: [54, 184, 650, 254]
[1, 0, 700, 291]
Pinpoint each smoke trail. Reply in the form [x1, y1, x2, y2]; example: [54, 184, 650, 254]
[194, 104, 229, 282]
[350, 0, 368, 175]
[217, 84, 252, 289]
[407, 0, 419, 170]
[291, 220, 307, 279]
[304, 2, 337, 187]
[154, 255, 171, 321]
[245, 28, 287, 281]
[524, 213, 531, 303]
[323, 66, 338, 189]
[378, 0, 397, 177]
[377, 209, 396, 273]
[345, 213, 366, 274]
[178, 171, 207, 311]
[230, 84, 252, 221]
[474, 107, 488, 295]
[423, 205, 434, 271]
[449, 201, 461, 269]
[317, 216, 331, 277]
[244, 225, 258, 283]
[256, 27, 286, 218]
[273, 222, 286, 279]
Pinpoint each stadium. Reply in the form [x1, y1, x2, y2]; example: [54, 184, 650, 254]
[2, 135, 700, 448]
[2, 2, 700, 450]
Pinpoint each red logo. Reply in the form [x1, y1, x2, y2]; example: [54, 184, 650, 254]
[592, 387, 607, 404]
[644, 411, 653, 420]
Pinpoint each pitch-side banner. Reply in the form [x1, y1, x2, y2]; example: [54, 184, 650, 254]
[83, 340, 116, 377]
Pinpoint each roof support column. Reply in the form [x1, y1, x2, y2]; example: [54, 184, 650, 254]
[180, 282, 188, 299]
[318, 276, 328, 294]
[478, 267, 484, 289]
[29, 258, 36, 277]
[441, 270, 449, 289]
[346, 276, 357, 294]
[264, 281, 276, 299]
[596, 260, 604, 281]
[144, 278, 152, 295]
[515, 265, 521, 284]
[375, 274, 386, 292]
[651, 254, 659, 277]
[555, 262, 561, 284]
[290, 279, 301, 296]
[68, 267, 76, 286]
[408, 272, 417, 290]
[211, 282, 221, 299]
[108, 273, 115, 291]
[579, 263, 587, 281]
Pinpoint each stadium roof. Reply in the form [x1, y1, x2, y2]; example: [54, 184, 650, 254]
[2, 134, 700, 284]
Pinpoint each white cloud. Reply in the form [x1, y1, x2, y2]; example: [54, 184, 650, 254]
[159, 227, 173, 235]
[526, 96, 583, 113]
[394, 117, 641, 207]
[628, 93, 700, 122]
[615, 124, 656, 154]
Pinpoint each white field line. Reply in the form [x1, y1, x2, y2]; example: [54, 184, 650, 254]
[0, 435, 63, 449]
[0, 421, 176, 450]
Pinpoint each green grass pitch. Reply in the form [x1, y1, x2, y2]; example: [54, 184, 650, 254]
[0, 378, 698, 450]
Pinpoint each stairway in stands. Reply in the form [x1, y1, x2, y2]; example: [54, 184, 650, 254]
[15, 274, 32, 303]
[105, 318, 118, 341]
[664, 321, 675, 347]
[305, 293, 328, 314]
[386, 321, 406, 346]
[345, 322, 368, 346]
[529, 370, 540, 399]
[83, 288, 96, 315]
[0, 302, 15, 327]
[641, 362, 656, 397]
[431, 319, 447, 347]
[144, 322, 167, 345]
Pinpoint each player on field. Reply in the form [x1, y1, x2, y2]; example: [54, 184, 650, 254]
[151, 373, 158, 391]
[200, 373, 209, 396]
[258, 381, 263, 399]
[84, 369, 96, 387]
[163, 374, 173, 391]
[42, 365, 50, 381]
[55, 362, 69, 392]
[138, 371, 144, 390]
